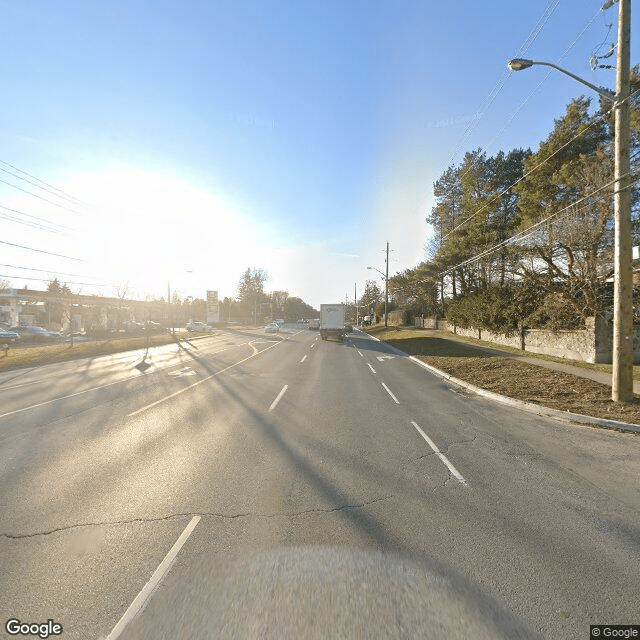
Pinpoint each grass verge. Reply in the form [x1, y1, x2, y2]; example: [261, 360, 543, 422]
[365, 326, 640, 426]
[0, 331, 191, 372]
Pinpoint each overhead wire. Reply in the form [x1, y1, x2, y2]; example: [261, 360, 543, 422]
[0, 264, 88, 278]
[442, 99, 618, 240]
[0, 204, 68, 232]
[0, 239, 84, 262]
[0, 159, 88, 208]
[433, 4, 605, 226]
[0, 176, 85, 215]
[480, 7, 608, 168]
[441, 85, 640, 242]
[0, 274, 114, 288]
[0, 165, 88, 210]
[443, 0, 561, 173]
[438, 169, 640, 278]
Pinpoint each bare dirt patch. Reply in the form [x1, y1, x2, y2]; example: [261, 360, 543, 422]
[368, 328, 640, 426]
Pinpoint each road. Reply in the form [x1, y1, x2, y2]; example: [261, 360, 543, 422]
[0, 325, 639, 639]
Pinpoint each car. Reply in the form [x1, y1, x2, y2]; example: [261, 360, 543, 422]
[186, 321, 213, 332]
[0, 327, 20, 342]
[10, 326, 60, 342]
[264, 322, 280, 333]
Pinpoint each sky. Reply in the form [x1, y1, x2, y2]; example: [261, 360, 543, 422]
[0, 0, 637, 310]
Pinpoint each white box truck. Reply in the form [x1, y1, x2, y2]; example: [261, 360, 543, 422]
[320, 304, 348, 341]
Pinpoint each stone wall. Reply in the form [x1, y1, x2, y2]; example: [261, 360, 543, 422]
[387, 309, 410, 326]
[414, 315, 640, 364]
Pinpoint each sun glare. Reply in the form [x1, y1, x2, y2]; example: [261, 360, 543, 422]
[64, 168, 267, 300]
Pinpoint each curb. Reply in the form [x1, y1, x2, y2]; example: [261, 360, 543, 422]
[408, 356, 640, 434]
[361, 331, 640, 433]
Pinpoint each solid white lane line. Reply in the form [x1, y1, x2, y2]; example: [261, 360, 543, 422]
[0, 376, 138, 420]
[357, 350, 364, 357]
[310, 343, 315, 349]
[0, 342, 255, 419]
[367, 363, 376, 374]
[128, 340, 282, 417]
[300, 355, 307, 363]
[105, 516, 200, 640]
[269, 385, 288, 412]
[411, 421, 467, 485]
[381, 382, 400, 404]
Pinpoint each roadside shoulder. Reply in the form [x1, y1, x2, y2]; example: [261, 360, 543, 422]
[407, 355, 640, 434]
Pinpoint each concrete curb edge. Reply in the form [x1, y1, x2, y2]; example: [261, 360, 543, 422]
[362, 329, 639, 432]
[407, 355, 640, 433]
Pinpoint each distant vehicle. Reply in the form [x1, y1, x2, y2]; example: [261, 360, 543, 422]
[10, 326, 60, 342]
[186, 321, 213, 332]
[264, 322, 280, 333]
[308, 318, 320, 330]
[123, 321, 146, 335]
[362, 315, 372, 326]
[60, 330, 89, 343]
[274, 319, 285, 327]
[0, 327, 20, 342]
[319, 304, 347, 341]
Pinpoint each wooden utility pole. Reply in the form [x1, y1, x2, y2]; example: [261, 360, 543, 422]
[384, 241, 389, 328]
[612, 0, 633, 402]
[355, 283, 358, 326]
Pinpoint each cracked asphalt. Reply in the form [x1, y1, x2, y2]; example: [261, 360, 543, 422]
[0, 326, 639, 639]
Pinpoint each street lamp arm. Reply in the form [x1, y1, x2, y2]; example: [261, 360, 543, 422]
[366, 266, 385, 278]
[508, 58, 616, 102]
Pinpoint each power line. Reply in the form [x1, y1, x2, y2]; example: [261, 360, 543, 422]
[440, 86, 640, 241]
[444, 0, 562, 171]
[0, 177, 85, 215]
[442, 103, 616, 240]
[434, 5, 604, 220]
[0, 239, 84, 262]
[0, 204, 67, 233]
[0, 274, 108, 288]
[0, 264, 96, 278]
[438, 170, 639, 278]
[0, 159, 88, 208]
[0, 165, 88, 210]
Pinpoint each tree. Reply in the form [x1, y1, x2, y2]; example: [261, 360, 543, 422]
[358, 280, 381, 317]
[46, 278, 72, 327]
[513, 96, 615, 323]
[427, 149, 529, 300]
[237, 268, 269, 323]
[270, 290, 289, 319]
[428, 164, 464, 299]
[388, 262, 440, 318]
[284, 296, 317, 321]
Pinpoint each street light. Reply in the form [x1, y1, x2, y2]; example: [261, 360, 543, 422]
[507, 58, 616, 101]
[367, 266, 388, 327]
[508, 0, 632, 402]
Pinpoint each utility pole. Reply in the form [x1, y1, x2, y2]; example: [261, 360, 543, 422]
[612, 0, 633, 402]
[167, 281, 172, 335]
[385, 241, 389, 328]
[355, 283, 358, 326]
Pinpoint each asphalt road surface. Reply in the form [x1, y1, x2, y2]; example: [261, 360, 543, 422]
[1, 326, 639, 639]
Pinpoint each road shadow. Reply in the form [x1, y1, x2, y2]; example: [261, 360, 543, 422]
[2, 330, 543, 639]
[219, 327, 286, 341]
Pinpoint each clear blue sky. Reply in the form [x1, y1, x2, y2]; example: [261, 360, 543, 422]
[0, 0, 636, 309]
